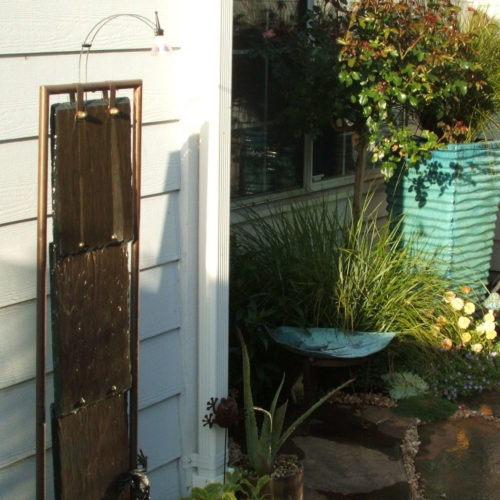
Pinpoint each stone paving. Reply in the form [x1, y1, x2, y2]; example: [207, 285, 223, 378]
[292, 392, 500, 499]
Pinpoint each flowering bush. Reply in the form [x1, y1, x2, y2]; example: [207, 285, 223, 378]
[428, 349, 500, 400]
[435, 287, 499, 354]
[371, 286, 500, 401]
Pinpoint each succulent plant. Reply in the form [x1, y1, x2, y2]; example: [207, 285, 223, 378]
[238, 328, 353, 476]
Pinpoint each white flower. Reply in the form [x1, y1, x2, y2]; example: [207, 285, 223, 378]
[480, 320, 496, 333]
[484, 311, 495, 322]
[471, 343, 483, 353]
[464, 302, 475, 315]
[461, 332, 472, 344]
[451, 297, 464, 311]
[458, 316, 471, 329]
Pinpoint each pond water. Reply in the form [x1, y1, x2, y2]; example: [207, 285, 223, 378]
[416, 412, 500, 500]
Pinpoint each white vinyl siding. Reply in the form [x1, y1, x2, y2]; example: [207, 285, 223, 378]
[0, 0, 223, 498]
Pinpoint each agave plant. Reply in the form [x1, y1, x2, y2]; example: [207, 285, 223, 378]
[238, 328, 353, 476]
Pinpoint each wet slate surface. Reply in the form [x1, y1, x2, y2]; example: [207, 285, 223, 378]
[293, 404, 411, 499]
[50, 244, 131, 416]
[51, 98, 133, 257]
[52, 394, 130, 500]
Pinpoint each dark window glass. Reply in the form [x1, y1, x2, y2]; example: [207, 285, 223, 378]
[312, 129, 356, 181]
[231, 0, 305, 198]
[231, 0, 355, 198]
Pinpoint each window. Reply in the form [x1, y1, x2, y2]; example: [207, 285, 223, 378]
[231, 0, 356, 200]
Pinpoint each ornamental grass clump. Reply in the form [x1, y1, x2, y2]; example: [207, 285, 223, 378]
[332, 203, 450, 336]
[231, 195, 456, 347]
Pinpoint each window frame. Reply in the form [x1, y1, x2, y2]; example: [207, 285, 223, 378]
[230, 0, 381, 206]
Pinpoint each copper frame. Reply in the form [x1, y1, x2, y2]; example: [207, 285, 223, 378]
[36, 80, 143, 500]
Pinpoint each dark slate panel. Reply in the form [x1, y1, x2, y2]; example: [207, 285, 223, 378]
[51, 244, 131, 416]
[52, 394, 130, 500]
[51, 98, 133, 257]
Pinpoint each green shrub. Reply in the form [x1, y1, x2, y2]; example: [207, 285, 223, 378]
[394, 395, 458, 422]
[181, 469, 269, 500]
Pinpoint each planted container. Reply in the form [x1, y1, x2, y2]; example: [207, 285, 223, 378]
[386, 142, 500, 294]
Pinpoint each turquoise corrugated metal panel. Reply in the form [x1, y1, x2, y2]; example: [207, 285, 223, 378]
[387, 141, 500, 294]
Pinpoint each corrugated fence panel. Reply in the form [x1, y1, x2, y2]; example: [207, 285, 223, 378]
[492, 210, 500, 272]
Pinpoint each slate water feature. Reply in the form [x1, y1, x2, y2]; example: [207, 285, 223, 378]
[289, 392, 500, 499]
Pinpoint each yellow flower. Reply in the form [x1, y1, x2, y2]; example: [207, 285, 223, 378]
[461, 286, 471, 294]
[442, 338, 453, 350]
[463, 302, 475, 315]
[451, 297, 465, 311]
[461, 332, 472, 343]
[437, 315, 447, 326]
[471, 343, 483, 353]
[486, 330, 498, 340]
[484, 311, 495, 322]
[457, 316, 471, 329]
[444, 291, 456, 303]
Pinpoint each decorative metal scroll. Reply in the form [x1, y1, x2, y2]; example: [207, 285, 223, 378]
[36, 81, 143, 500]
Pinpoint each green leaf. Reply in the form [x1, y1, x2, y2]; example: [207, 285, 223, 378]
[408, 95, 418, 106]
[238, 329, 259, 470]
[362, 105, 372, 117]
[270, 400, 288, 459]
[276, 378, 354, 452]
[396, 91, 407, 103]
[456, 80, 468, 96]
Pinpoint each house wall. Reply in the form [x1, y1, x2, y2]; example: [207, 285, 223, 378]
[0, 1, 231, 499]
